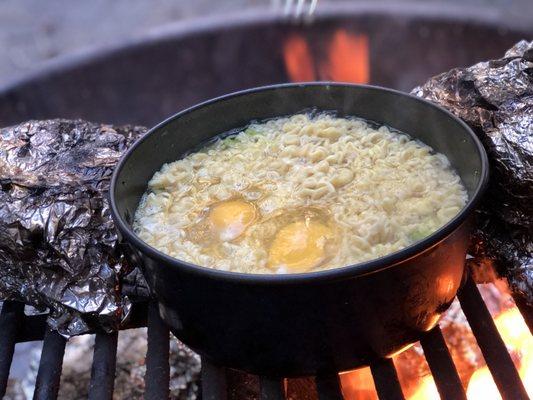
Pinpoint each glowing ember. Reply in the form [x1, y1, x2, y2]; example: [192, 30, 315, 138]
[409, 375, 439, 400]
[495, 307, 531, 353]
[467, 307, 533, 399]
[338, 281, 531, 400]
[467, 366, 501, 400]
[320, 30, 369, 84]
[339, 367, 377, 400]
[283, 34, 316, 82]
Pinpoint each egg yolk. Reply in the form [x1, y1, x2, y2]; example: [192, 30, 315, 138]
[208, 199, 256, 241]
[267, 220, 333, 273]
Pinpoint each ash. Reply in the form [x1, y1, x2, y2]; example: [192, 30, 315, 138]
[59, 331, 200, 399]
[5, 330, 200, 400]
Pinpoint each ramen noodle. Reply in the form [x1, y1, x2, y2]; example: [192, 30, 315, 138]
[134, 113, 468, 274]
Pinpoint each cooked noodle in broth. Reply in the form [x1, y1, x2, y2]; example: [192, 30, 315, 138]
[134, 113, 468, 274]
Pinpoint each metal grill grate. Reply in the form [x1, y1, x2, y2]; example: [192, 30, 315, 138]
[1, 275, 531, 400]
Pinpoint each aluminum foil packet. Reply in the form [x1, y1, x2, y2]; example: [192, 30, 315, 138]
[0, 119, 149, 335]
[412, 40, 533, 305]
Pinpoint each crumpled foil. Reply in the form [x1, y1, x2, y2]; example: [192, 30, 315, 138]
[412, 40, 533, 305]
[0, 119, 149, 335]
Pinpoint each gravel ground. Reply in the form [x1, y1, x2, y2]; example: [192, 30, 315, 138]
[0, 0, 531, 87]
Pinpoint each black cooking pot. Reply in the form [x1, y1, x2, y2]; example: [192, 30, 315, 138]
[110, 83, 488, 377]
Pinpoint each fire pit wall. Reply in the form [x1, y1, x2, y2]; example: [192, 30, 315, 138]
[0, 5, 530, 127]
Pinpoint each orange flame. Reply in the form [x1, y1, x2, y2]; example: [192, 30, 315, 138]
[467, 366, 501, 400]
[283, 34, 316, 82]
[340, 367, 377, 400]
[341, 366, 441, 400]
[339, 295, 531, 399]
[283, 30, 370, 83]
[409, 375, 439, 400]
[320, 30, 369, 84]
[466, 307, 533, 399]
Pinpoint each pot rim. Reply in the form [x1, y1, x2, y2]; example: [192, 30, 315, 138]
[110, 82, 489, 284]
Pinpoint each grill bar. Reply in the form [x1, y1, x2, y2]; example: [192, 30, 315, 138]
[458, 276, 529, 400]
[33, 329, 66, 400]
[370, 358, 405, 400]
[420, 326, 466, 400]
[259, 377, 284, 399]
[145, 302, 170, 400]
[87, 332, 118, 400]
[315, 374, 344, 399]
[16, 314, 48, 343]
[1, 274, 532, 399]
[0, 301, 23, 398]
[201, 359, 228, 400]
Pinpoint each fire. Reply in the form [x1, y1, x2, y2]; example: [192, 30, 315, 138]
[283, 34, 316, 82]
[339, 367, 377, 400]
[467, 366, 501, 399]
[339, 284, 531, 400]
[495, 307, 531, 352]
[340, 366, 440, 400]
[320, 31, 369, 84]
[409, 375, 439, 400]
[467, 307, 533, 399]
[283, 30, 369, 83]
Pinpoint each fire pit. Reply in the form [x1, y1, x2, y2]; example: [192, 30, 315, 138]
[0, 4, 532, 400]
[0, 3, 530, 126]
